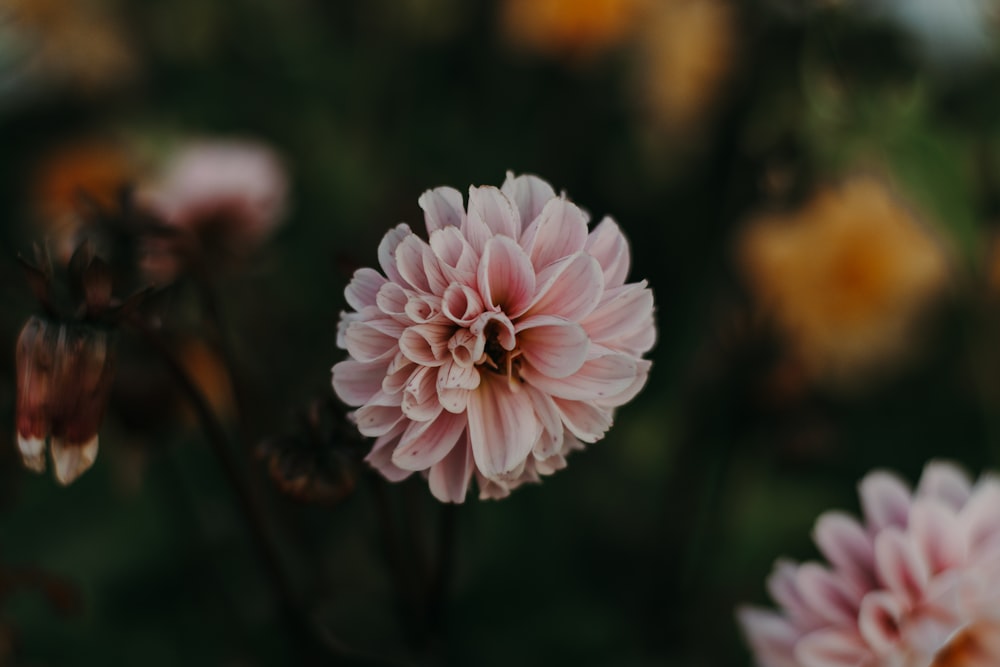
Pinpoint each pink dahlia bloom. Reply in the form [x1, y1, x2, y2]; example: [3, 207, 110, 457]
[739, 461, 1000, 667]
[331, 172, 655, 502]
[145, 139, 288, 249]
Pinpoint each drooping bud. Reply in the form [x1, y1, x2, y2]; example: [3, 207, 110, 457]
[15, 316, 116, 485]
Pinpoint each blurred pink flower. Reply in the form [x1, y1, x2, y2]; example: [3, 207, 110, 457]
[144, 140, 288, 256]
[332, 173, 655, 502]
[739, 461, 1000, 667]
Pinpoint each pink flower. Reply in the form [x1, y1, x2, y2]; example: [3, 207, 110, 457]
[331, 172, 655, 502]
[144, 139, 289, 251]
[739, 462, 1000, 667]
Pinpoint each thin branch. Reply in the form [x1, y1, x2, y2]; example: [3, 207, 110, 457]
[129, 316, 390, 664]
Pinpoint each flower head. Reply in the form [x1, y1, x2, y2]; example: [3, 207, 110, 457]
[14, 243, 145, 485]
[739, 461, 1000, 667]
[332, 173, 655, 502]
[738, 177, 949, 384]
[142, 140, 289, 257]
[16, 316, 115, 485]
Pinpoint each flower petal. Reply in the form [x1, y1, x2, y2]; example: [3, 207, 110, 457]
[501, 171, 556, 228]
[795, 563, 861, 626]
[860, 470, 912, 531]
[332, 359, 386, 406]
[365, 421, 412, 482]
[419, 186, 465, 234]
[395, 234, 433, 294]
[354, 392, 405, 437]
[467, 185, 520, 240]
[393, 409, 467, 471]
[477, 236, 536, 317]
[858, 591, 905, 654]
[794, 628, 870, 667]
[345, 320, 399, 363]
[377, 223, 412, 287]
[916, 461, 972, 511]
[467, 373, 540, 481]
[375, 282, 410, 321]
[438, 358, 481, 391]
[344, 268, 386, 311]
[401, 366, 441, 422]
[962, 476, 1000, 555]
[909, 499, 965, 575]
[51, 436, 99, 486]
[594, 358, 651, 408]
[515, 315, 589, 379]
[521, 197, 589, 270]
[553, 398, 612, 444]
[442, 283, 485, 326]
[430, 226, 478, 284]
[874, 527, 930, 605]
[17, 435, 46, 473]
[399, 324, 453, 367]
[736, 607, 800, 667]
[585, 216, 631, 289]
[813, 511, 876, 590]
[521, 353, 637, 401]
[766, 560, 823, 629]
[524, 384, 563, 459]
[428, 435, 475, 503]
[580, 282, 655, 349]
[527, 252, 603, 321]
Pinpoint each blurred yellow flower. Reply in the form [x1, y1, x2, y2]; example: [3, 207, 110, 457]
[633, 0, 734, 137]
[500, 0, 648, 62]
[738, 177, 949, 383]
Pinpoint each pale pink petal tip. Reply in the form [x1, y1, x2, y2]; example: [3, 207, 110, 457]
[330, 173, 655, 501]
[740, 461, 1000, 666]
[17, 435, 47, 473]
[51, 436, 99, 486]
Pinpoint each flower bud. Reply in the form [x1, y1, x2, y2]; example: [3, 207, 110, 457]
[15, 316, 116, 485]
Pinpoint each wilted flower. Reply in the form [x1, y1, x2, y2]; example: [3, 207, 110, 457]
[632, 0, 735, 139]
[257, 399, 362, 506]
[14, 244, 144, 485]
[738, 177, 949, 384]
[332, 172, 655, 502]
[15, 316, 114, 485]
[739, 461, 1000, 667]
[500, 0, 648, 62]
[143, 140, 289, 257]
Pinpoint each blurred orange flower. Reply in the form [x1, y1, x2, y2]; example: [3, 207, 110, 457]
[738, 177, 949, 383]
[30, 140, 135, 262]
[500, 0, 648, 62]
[176, 338, 236, 428]
[633, 0, 734, 137]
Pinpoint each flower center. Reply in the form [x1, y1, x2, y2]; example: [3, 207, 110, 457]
[474, 314, 521, 382]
